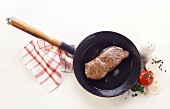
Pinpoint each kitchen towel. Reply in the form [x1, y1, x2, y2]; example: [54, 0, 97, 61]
[20, 38, 74, 92]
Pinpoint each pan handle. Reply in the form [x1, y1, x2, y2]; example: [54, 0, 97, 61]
[6, 17, 75, 55]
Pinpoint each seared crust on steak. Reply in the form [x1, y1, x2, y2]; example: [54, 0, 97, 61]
[85, 46, 129, 80]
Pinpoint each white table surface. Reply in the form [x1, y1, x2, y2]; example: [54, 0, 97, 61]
[0, 0, 170, 109]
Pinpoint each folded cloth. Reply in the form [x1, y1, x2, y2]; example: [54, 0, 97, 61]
[20, 38, 74, 92]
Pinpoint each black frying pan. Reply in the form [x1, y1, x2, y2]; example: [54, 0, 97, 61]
[7, 17, 141, 97]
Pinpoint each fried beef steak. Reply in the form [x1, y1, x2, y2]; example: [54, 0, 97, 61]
[85, 46, 129, 80]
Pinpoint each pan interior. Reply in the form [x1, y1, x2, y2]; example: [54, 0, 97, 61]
[82, 41, 132, 90]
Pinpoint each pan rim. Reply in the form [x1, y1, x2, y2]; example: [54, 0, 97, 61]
[73, 31, 141, 97]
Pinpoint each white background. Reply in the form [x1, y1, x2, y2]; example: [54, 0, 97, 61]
[0, 0, 170, 109]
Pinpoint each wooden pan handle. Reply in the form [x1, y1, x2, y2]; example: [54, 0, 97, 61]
[7, 17, 62, 47]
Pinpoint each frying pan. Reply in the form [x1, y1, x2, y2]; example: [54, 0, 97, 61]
[7, 17, 141, 97]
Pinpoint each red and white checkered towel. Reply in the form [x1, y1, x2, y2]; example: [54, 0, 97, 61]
[20, 38, 74, 92]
